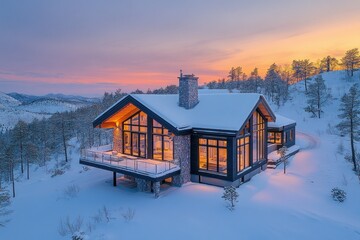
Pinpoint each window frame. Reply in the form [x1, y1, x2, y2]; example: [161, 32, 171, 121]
[152, 120, 174, 161]
[252, 111, 266, 163]
[198, 137, 228, 175]
[122, 111, 147, 158]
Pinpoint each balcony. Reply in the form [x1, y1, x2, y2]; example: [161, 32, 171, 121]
[79, 145, 180, 181]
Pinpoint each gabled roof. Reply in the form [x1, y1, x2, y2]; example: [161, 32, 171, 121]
[93, 93, 276, 134]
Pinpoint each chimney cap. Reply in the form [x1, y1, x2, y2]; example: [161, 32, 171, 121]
[178, 73, 198, 80]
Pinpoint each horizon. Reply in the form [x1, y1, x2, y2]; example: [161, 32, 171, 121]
[1, 0, 359, 96]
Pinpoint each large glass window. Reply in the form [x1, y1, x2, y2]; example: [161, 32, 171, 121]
[152, 120, 174, 161]
[198, 138, 227, 174]
[122, 111, 147, 157]
[268, 131, 282, 144]
[237, 136, 250, 172]
[253, 111, 265, 163]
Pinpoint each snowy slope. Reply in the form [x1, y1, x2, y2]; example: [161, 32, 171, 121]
[0, 70, 360, 240]
[0, 92, 21, 109]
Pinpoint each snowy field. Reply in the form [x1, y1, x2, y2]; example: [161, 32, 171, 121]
[1, 71, 360, 239]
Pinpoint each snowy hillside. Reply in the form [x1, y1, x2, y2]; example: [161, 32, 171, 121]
[0, 70, 360, 240]
[0, 92, 21, 109]
[0, 92, 99, 131]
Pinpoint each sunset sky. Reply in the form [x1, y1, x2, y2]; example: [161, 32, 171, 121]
[1, 0, 359, 96]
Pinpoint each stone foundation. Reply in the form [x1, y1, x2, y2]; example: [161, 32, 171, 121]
[152, 181, 160, 198]
[135, 178, 151, 192]
[172, 175, 182, 187]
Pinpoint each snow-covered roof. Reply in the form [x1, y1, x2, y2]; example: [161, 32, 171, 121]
[268, 114, 296, 129]
[94, 92, 276, 132]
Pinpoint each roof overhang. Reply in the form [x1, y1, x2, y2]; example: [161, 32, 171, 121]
[93, 95, 180, 134]
[238, 95, 276, 133]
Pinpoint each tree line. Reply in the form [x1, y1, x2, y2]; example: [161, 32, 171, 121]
[204, 48, 360, 106]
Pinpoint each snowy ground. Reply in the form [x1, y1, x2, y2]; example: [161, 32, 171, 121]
[1, 71, 360, 240]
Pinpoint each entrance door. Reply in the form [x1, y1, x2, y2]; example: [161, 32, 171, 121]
[132, 133, 139, 156]
[139, 133, 146, 158]
[130, 132, 146, 157]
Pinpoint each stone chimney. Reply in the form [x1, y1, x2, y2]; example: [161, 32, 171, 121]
[178, 71, 199, 109]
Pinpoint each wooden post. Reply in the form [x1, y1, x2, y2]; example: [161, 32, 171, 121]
[113, 172, 117, 187]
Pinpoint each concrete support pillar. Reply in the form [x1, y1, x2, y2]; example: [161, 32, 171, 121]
[152, 181, 161, 198]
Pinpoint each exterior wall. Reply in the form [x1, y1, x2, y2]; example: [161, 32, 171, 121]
[268, 125, 296, 150]
[283, 126, 296, 148]
[113, 127, 122, 153]
[173, 135, 191, 185]
[192, 175, 242, 187]
[179, 75, 199, 109]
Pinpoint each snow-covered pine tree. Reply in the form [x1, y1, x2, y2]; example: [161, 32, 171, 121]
[264, 63, 288, 107]
[242, 67, 262, 93]
[304, 75, 331, 118]
[336, 84, 360, 172]
[222, 186, 239, 211]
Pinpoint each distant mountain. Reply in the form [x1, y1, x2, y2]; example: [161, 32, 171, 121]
[0, 92, 101, 131]
[0, 92, 21, 109]
[8, 92, 100, 105]
[7, 92, 39, 104]
[43, 93, 100, 104]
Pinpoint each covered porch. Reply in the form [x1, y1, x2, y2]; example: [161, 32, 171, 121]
[80, 145, 181, 198]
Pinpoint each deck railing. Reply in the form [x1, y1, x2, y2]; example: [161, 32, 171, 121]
[80, 148, 178, 176]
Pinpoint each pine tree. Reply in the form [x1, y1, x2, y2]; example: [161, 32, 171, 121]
[221, 186, 239, 211]
[292, 59, 315, 92]
[11, 120, 28, 174]
[320, 56, 338, 72]
[245, 67, 262, 93]
[304, 75, 331, 118]
[341, 48, 360, 77]
[336, 84, 360, 172]
[264, 63, 288, 106]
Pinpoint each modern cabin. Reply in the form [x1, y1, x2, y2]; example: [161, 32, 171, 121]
[80, 73, 296, 197]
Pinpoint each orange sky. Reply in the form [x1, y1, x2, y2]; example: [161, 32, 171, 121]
[0, 0, 359, 96]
